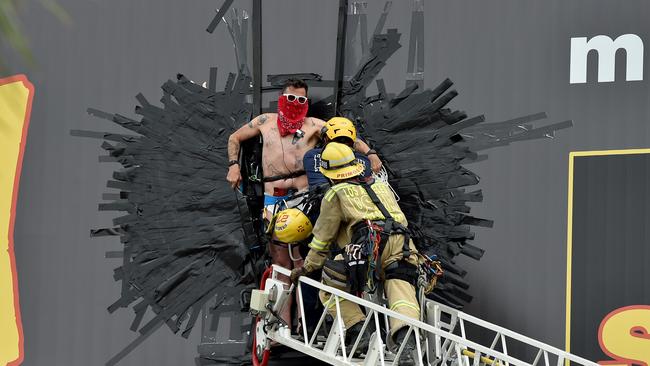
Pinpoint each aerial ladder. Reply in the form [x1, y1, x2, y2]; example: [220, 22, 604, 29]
[250, 265, 598, 366]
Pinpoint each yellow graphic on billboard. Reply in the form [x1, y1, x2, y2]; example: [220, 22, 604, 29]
[0, 75, 33, 366]
[598, 305, 650, 366]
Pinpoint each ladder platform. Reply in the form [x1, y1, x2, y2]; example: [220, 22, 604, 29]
[252, 265, 598, 366]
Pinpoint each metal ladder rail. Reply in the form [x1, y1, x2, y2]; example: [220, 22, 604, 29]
[425, 301, 598, 366]
[268, 265, 577, 366]
[269, 267, 448, 365]
[267, 270, 429, 365]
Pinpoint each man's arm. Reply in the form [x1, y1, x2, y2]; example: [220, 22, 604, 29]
[311, 117, 382, 172]
[226, 114, 268, 188]
[227, 114, 268, 160]
[353, 138, 383, 173]
[292, 193, 344, 283]
[302, 193, 343, 272]
[309, 117, 326, 130]
[352, 138, 371, 154]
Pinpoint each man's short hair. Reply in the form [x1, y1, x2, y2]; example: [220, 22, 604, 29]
[281, 78, 308, 94]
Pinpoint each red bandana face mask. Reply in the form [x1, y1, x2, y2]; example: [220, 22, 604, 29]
[277, 94, 308, 136]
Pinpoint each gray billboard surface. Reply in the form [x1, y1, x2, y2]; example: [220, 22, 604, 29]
[5, 0, 650, 364]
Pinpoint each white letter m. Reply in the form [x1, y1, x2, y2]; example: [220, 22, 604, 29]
[570, 34, 644, 84]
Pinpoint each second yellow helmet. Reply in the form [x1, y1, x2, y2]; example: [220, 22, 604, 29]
[319, 142, 365, 180]
[272, 208, 314, 243]
[324, 117, 357, 143]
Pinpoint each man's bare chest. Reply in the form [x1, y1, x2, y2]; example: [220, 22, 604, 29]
[259, 119, 319, 155]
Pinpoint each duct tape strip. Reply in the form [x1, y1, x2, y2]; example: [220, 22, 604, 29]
[372, 1, 392, 38]
[224, 72, 236, 93]
[208, 67, 218, 91]
[129, 299, 149, 332]
[102, 193, 121, 201]
[181, 302, 202, 338]
[360, 12, 368, 55]
[407, 12, 418, 74]
[86, 108, 114, 121]
[206, 0, 235, 33]
[345, 12, 359, 75]
[267, 73, 322, 86]
[239, 17, 249, 65]
[90, 228, 123, 237]
[375, 79, 387, 97]
[415, 11, 424, 73]
[70, 129, 139, 142]
[459, 242, 486, 260]
[135, 93, 150, 108]
[463, 112, 548, 132]
[106, 320, 164, 366]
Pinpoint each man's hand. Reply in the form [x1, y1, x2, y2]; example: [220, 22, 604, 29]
[226, 165, 242, 189]
[368, 154, 382, 173]
[226, 115, 266, 189]
[290, 266, 307, 284]
[353, 138, 382, 173]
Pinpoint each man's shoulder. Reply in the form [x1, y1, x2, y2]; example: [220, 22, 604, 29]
[306, 117, 326, 129]
[256, 112, 278, 122]
[255, 113, 277, 132]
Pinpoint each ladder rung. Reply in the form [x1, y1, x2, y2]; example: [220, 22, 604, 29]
[462, 349, 502, 366]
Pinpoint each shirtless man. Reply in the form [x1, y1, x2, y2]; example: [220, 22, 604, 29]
[226, 78, 380, 327]
[226, 78, 380, 211]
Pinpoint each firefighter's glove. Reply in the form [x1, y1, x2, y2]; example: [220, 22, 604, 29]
[290, 266, 307, 285]
[345, 243, 369, 294]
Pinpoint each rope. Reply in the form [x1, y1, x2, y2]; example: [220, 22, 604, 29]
[372, 166, 401, 201]
[417, 253, 444, 295]
[360, 219, 385, 293]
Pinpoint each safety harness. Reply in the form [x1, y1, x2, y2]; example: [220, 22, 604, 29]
[345, 182, 418, 294]
[360, 182, 412, 260]
[262, 170, 306, 183]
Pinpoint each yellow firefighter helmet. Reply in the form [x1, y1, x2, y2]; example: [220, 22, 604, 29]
[272, 208, 314, 243]
[319, 142, 365, 180]
[324, 117, 357, 143]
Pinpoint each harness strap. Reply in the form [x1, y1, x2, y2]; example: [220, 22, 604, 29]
[360, 183, 411, 260]
[360, 182, 393, 220]
[384, 261, 419, 286]
[270, 240, 289, 248]
[262, 170, 306, 182]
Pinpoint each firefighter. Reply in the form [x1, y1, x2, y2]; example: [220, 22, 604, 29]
[290, 142, 420, 365]
[303, 116, 374, 189]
